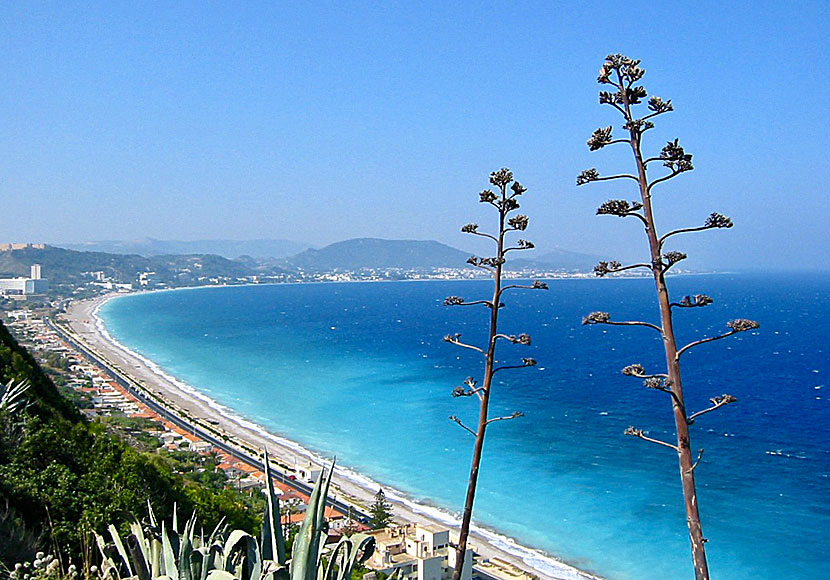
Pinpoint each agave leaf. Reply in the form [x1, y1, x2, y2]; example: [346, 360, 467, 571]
[322, 537, 350, 580]
[322, 534, 375, 580]
[205, 571, 238, 580]
[345, 534, 375, 571]
[261, 449, 286, 565]
[129, 515, 153, 567]
[208, 517, 227, 548]
[0, 379, 31, 414]
[204, 543, 225, 580]
[151, 534, 163, 579]
[223, 530, 254, 572]
[180, 513, 198, 580]
[247, 534, 262, 580]
[94, 532, 121, 580]
[290, 461, 335, 580]
[127, 532, 152, 580]
[162, 520, 179, 579]
[147, 499, 158, 529]
[108, 524, 135, 578]
[209, 541, 225, 572]
[261, 567, 290, 580]
[190, 547, 206, 580]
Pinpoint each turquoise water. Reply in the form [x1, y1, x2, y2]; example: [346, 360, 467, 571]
[100, 274, 829, 580]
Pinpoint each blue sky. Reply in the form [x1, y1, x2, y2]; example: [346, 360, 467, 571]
[1, 1, 827, 270]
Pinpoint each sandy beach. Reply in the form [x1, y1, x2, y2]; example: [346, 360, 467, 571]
[61, 292, 601, 580]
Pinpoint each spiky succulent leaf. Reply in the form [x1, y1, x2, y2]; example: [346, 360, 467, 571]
[261, 449, 286, 565]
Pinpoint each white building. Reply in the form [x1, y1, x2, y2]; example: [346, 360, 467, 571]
[0, 263, 49, 296]
[366, 524, 473, 580]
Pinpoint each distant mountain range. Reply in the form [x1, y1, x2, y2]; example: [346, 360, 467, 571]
[59, 238, 313, 259]
[288, 238, 471, 271]
[56, 237, 603, 272]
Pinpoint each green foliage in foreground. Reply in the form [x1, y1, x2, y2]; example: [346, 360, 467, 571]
[94, 458, 376, 580]
[0, 320, 260, 570]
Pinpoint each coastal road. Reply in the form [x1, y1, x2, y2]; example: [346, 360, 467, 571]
[45, 317, 368, 522]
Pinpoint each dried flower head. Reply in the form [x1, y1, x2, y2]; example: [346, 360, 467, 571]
[643, 377, 667, 390]
[452, 386, 468, 398]
[727, 319, 760, 332]
[705, 212, 733, 229]
[624, 85, 648, 105]
[583, 311, 611, 325]
[516, 239, 534, 249]
[479, 189, 497, 203]
[663, 251, 687, 266]
[444, 296, 464, 306]
[660, 139, 694, 173]
[623, 118, 655, 132]
[490, 168, 513, 188]
[711, 394, 738, 406]
[508, 214, 529, 231]
[621, 363, 646, 376]
[511, 181, 527, 195]
[679, 294, 714, 307]
[597, 199, 643, 217]
[522, 358, 537, 367]
[624, 426, 644, 437]
[648, 96, 673, 114]
[532, 280, 548, 290]
[501, 197, 520, 212]
[517, 334, 531, 346]
[594, 260, 621, 277]
[599, 90, 619, 105]
[461, 223, 479, 234]
[480, 256, 506, 267]
[576, 168, 600, 186]
[598, 63, 614, 84]
[587, 126, 614, 151]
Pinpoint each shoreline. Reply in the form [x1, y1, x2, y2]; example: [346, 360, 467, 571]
[63, 289, 604, 580]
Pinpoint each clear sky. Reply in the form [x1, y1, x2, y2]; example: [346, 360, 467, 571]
[1, 1, 827, 270]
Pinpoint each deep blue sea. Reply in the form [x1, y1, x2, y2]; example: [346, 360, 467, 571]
[100, 273, 828, 580]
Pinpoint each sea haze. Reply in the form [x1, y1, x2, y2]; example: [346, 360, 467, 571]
[100, 273, 829, 580]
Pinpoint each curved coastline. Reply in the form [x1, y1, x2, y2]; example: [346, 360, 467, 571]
[71, 288, 604, 580]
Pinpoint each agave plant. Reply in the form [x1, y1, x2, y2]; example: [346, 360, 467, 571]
[0, 379, 32, 415]
[94, 452, 375, 580]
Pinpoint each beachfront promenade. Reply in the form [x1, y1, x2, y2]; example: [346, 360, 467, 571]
[44, 316, 366, 522]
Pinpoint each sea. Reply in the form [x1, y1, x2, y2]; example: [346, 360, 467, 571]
[98, 273, 828, 580]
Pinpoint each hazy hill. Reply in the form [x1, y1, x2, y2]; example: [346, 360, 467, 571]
[289, 238, 471, 271]
[0, 245, 255, 287]
[509, 247, 603, 271]
[59, 238, 313, 259]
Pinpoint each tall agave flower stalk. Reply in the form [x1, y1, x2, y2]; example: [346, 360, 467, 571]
[444, 168, 547, 580]
[578, 54, 759, 580]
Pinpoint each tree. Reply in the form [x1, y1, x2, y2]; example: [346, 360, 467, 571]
[578, 54, 759, 580]
[444, 169, 547, 580]
[368, 489, 393, 530]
